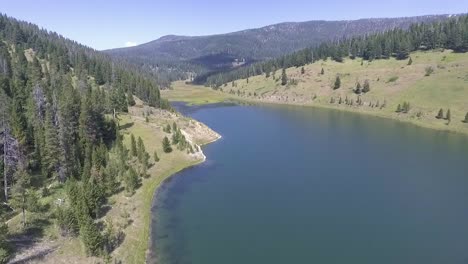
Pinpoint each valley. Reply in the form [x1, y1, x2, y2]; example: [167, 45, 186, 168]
[1, 5, 468, 264]
[164, 50, 468, 135]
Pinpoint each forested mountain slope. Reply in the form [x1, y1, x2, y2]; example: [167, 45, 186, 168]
[105, 14, 458, 82]
[0, 13, 171, 262]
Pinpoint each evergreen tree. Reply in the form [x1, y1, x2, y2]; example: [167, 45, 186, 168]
[408, 57, 413, 65]
[396, 104, 402, 113]
[153, 150, 160, 162]
[354, 82, 362, 94]
[464, 112, 468, 123]
[79, 217, 103, 256]
[333, 76, 341, 90]
[301, 67, 305, 74]
[362, 80, 370, 93]
[321, 68, 324, 75]
[130, 134, 137, 157]
[281, 68, 288, 86]
[446, 109, 451, 122]
[162, 136, 172, 153]
[42, 107, 61, 179]
[10, 167, 35, 228]
[124, 167, 138, 195]
[127, 92, 136, 107]
[436, 108, 444, 119]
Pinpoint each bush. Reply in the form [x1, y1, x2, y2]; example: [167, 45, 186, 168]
[387, 76, 399, 83]
[102, 220, 124, 254]
[0, 247, 11, 264]
[425, 66, 434, 76]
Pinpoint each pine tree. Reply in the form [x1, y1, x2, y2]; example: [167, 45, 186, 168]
[301, 67, 305, 74]
[10, 167, 36, 227]
[362, 80, 370, 93]
[153, 150, 160, 162]
[333, 76, 341, 90]
[446, 109, 451, 122]
[162, 136, 172, 153]
[436, 108, 444, 119]
[79, 217, 103, 256]
[464, 112, 468, 123]
[130, 134, 137, 157]
[127, 93, 136, 107]
[321, 68, 324, 75]
[124, 167, 138, 195]
[355, 82, 362, 94]
[42, 107, 61, 179]
[396, 104, 402, 113]
[281, 68, 288, 86]
[407, 57, 413, 65]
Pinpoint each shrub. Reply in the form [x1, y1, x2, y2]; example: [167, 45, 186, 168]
[387, 76, 399, 83]
[425, 66, 434, 76]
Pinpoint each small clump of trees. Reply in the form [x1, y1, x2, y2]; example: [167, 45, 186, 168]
[396, 102, 411, 113]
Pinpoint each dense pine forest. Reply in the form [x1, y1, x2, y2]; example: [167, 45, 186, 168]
[0, 14, 170, 261]
[206, 15, 468, 88]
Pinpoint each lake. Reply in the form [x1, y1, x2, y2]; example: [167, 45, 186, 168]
[149, 103, 468, 264]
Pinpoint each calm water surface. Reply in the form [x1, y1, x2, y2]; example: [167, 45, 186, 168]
[149, 103, 468, 264]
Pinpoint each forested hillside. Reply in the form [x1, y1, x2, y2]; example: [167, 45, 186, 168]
[206, 15, 468, 87]
[105, 14, 457, 83]
[0, 14, 170, 262]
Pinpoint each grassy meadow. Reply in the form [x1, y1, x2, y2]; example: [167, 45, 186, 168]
[206, 50, 468, 134]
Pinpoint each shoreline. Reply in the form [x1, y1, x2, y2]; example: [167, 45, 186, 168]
[145, 133, 222, 263]
[222, 96, 468, 137]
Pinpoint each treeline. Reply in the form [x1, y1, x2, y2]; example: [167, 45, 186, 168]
[0, 14, 167, 261]
[0, 14, 169, 108]
[206, 15, 468, 88]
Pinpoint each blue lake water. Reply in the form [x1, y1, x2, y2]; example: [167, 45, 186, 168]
[149, 103, 468, 264]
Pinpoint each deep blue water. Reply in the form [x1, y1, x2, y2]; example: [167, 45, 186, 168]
[149, 103, 468, 264]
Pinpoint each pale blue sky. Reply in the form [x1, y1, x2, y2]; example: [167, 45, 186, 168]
[1, 0, 467, 50]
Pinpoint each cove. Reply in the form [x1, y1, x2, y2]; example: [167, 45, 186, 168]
[149, 103, 468, 264]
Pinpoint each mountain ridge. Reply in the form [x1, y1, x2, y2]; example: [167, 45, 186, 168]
[104, 14, 463, 83]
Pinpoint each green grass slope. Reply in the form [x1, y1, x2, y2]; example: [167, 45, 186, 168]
[217, 50, 468, 134]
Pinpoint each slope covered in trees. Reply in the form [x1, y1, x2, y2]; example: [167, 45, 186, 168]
[206, 15, 468, 87]
[105, 14, 456, 84]
[0, 14, 171, 262]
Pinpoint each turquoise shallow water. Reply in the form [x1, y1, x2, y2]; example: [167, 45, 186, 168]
[149, 103, 468, 264]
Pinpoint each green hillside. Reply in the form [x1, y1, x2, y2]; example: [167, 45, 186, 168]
[215, 50, 468, 133]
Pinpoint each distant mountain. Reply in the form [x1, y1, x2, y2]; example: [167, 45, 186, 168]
[104, 14, 458, 82]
